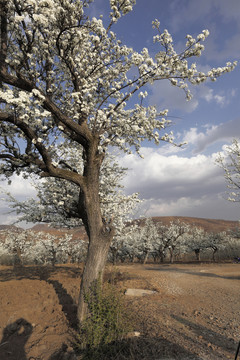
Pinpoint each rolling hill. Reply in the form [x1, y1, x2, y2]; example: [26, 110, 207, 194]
[0, 216, 239, 237]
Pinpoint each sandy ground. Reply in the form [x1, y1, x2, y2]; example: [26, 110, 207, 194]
[0, 262, 239, 360]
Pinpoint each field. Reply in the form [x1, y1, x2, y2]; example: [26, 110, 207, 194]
[0, 262, 239, 360]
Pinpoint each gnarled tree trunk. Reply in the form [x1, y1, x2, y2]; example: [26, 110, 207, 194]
[76, 144, 115, 323]
[77, 232, 113, 322]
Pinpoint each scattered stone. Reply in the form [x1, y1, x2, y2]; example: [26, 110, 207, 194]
[207, 342, 216, 350]
[125, 288, 157, 296]
[125, 331, 141, 338]
[193, 310, 201, 316]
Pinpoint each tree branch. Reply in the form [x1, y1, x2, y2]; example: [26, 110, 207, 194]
[0, 0, 8, 75]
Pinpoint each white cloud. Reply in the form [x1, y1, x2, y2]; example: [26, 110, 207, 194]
[184, 118, 240, 153]
[141, 194, 239, 221]
[120, 147, 223, 197]
[0, 174, 36, 198]
[197, 84, 236, 107]
[0, 175, 36, 225]
[118, 147, 238, 220]
[201, 88, 225, 106]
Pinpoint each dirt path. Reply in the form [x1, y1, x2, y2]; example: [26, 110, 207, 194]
[0, 263, 239, 359]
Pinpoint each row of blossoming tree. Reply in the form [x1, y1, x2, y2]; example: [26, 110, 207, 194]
[109, 218, 240, 264]
[0, 0, 236, 322]
[0, 228, 87, 266]
[1, 218, 239, 266]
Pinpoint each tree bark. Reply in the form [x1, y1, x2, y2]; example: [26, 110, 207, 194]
[195, 249, 201, 261]
[77, 231, 113, 323]
[169, 249, 174, 264]
[212, 248, 218, 262]
[143, 250, 149, 264]
[76, 143, 115, 324]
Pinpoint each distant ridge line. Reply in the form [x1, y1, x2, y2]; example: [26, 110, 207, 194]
[0, 216, 239, 234]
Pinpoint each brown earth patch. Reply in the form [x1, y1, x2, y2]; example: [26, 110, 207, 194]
[0, 263, 239, 359]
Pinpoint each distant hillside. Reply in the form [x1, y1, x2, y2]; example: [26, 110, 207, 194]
[140, 216, 239, 233]
[30, 223, 88, 241]
[0, 225, 23, 232]
[1, 216, 239, 238]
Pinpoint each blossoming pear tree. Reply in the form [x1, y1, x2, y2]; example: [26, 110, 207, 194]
[183, 226, 208, 261]
[2, 228, 29, 266]
[0, 0, 236, 321]
[4, 144, 140, 230]
[135, 217, 158, 264]
[216, 139, 240, 203]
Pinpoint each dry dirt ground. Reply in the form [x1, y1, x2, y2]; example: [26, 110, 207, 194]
[0, 262, 239, 360]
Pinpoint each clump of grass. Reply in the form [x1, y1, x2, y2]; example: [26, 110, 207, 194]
[76, 275, 133, 359]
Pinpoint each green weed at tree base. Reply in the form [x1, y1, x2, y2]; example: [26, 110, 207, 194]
[76, 276, 133, 359]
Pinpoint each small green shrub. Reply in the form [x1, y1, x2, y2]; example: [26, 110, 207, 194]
[76, 275, 133, 358]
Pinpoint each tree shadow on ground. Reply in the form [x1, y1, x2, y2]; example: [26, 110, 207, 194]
[172, 314, 237, 355]
[0, 264, 83, 282]
[47, 279, 78, 329]
[0, 265, 81, 330]
[48, 335, 203, 360]
[146, 265, 240, 280]
[0, 318, 32, 360]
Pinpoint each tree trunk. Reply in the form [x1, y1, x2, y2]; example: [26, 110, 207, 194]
[110, 248, 118, 265]
[159, 252, 164, 263]
[13, 248, 23, 268]
[77, 232, 113, 323]
[195, 249, 201, 261]
[143, 250, 149, 264]
[169, 249, 174, 264]
[76, 144, 114, 324]
[212, 248, 218, 262]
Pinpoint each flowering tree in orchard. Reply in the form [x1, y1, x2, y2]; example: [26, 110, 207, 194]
[108, 222, 139, 264]
[204, 231, 229, 262]
[183, 226, 208, 261]
[4, 144, 139, 229]
[0, 0, 236, 322]
[1, 229, 82, 265]
[2, 227, 28, 266]
[135, 217, 159, 264]
[155, 220, 189, 263]
[216, 139, 240, 203]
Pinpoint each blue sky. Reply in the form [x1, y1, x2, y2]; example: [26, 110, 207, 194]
[0, 0, 240, 225]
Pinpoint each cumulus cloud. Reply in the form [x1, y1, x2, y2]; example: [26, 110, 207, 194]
[183, 118, 240, 153]
[198, 84, 237, 107]
[0, 175, 36, 225]
[118, 147, 237, 220]
[119, 148, 224, 199]
[141, 194, 239, 221]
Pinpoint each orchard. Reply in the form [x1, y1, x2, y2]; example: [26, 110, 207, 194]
[0, 0, 237, 322]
